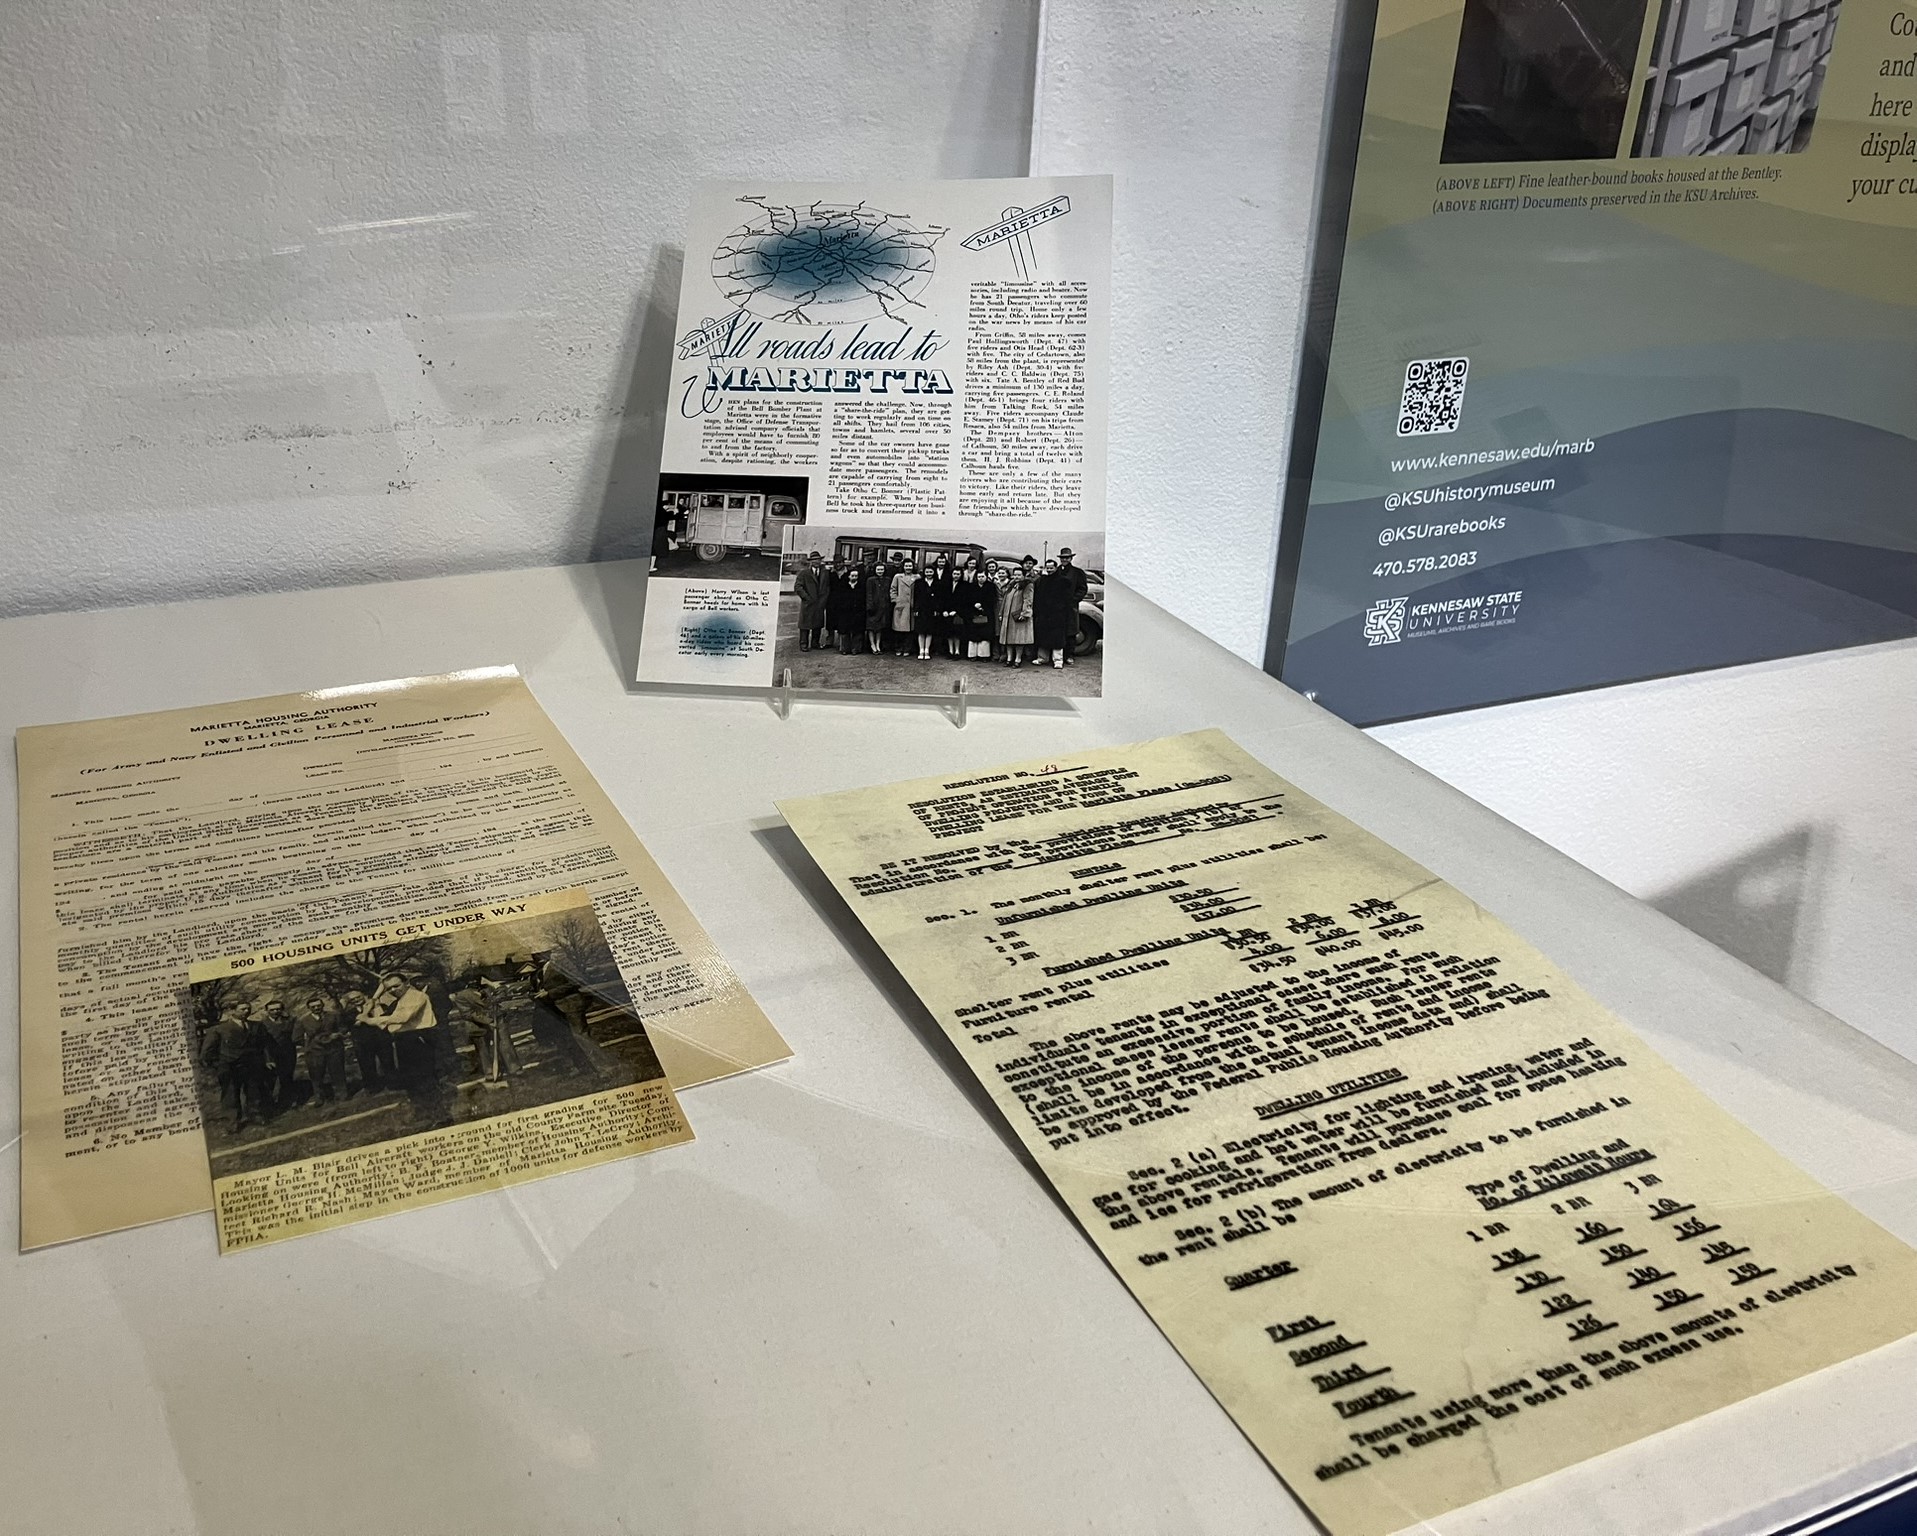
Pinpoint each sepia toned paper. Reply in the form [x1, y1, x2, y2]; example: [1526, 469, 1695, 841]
[17, 667, 788, 1251]
[188, 890, 692, 1253]
[778, 729, 1917, 1536]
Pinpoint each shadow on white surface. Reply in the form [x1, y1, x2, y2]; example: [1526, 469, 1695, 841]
[581, 244, 685, 568]
[1651, 825, 1831, 994]
[750, 820, 1071, 1222]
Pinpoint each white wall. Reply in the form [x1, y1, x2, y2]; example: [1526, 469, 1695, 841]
[1373, 642, 1917, 1060]
[1034, 0, 1917, 1057]
[1032, 0, 1338, 664]
[0, 0, 1037, 616]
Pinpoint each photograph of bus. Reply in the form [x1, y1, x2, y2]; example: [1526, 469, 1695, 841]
[649, 472, 809, 579]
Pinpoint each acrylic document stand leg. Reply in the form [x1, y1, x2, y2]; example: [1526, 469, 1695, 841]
[774, 666, 969, 728]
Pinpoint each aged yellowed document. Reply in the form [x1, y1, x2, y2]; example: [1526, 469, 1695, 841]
[18, 668, 786, 1250]
[779, 730, 1917, 1536]
[187, 890, 692, 1253]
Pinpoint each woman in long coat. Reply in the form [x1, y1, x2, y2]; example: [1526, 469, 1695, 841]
[889, 559, 916, 652]
[1032, 558, 1077, 668]
[916, 554, 956, 660]
[911, 557, 941, 660]
[864, 559, 891, 654]
[949, 558, 981, 660]
[967, 563, 999, 659]
[827, 562, 866, 654]
[1000, 557, 1037, 666]
[794, 554, 828, 651]
[931, 555, 962, 658]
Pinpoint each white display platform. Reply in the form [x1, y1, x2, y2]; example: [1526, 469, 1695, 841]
[3, 562, 1915, 1536]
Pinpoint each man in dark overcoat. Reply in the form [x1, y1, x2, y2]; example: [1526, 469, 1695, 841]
[794, 552, 828, 651]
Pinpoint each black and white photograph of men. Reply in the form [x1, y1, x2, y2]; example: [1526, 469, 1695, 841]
[188, 895, 669, 1180]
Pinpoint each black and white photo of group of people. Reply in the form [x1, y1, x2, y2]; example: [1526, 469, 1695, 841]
[188, 904, 664, 1174]
[773, 528, 1105, 696]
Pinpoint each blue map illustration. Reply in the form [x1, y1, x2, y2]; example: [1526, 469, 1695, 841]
[711, 197, 943, 324]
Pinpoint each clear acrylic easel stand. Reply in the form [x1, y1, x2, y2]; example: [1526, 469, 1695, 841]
[773, 667, 968, 728]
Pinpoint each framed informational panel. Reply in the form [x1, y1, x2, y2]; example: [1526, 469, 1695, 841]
[1266, 0, 1917, 726]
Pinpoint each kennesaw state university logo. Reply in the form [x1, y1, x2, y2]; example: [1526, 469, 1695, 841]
[1363, 596, 1407, 646]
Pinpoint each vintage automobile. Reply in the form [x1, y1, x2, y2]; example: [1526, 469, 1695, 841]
[1073, 569, 1105, 657]
[824, 534, 988, 572]
[659, 488, 804, 564]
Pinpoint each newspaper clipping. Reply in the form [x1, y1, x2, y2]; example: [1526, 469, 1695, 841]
[188, 891, 692, 1252]
[636, 176, 1111, 699]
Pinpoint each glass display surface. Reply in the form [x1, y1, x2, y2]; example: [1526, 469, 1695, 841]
[4, 2, 1916, 1530]
[4, 562, 1917, 1536]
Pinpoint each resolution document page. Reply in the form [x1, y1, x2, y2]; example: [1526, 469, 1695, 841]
[779, 730, 1917, 1535]
[18, 668, 788, 1250]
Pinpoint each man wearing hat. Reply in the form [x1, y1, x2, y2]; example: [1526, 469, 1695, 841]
[794, 550, 828, 652]
[1056, 548, 1089, 664]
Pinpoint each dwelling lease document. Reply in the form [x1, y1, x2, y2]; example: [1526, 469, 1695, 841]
[18, 667, 788, 1250]
[778, 730, 1917, 1535]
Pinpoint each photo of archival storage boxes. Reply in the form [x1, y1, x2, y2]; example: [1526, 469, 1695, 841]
[188, 897, 670, 1177]
[772, 524, 1106, 698]
[1631, 0, 1841, 155]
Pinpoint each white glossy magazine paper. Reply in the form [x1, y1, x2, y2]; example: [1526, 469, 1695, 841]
[637, 175, 1111, 700]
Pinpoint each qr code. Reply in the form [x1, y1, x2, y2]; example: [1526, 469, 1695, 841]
[1396, 357, 1469, 437]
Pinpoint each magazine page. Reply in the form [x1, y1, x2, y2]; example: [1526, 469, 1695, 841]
[637, 175, 1111, 699]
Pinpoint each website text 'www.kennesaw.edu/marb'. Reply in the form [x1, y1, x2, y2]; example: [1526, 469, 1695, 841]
[1389, 438, 1594, 475]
